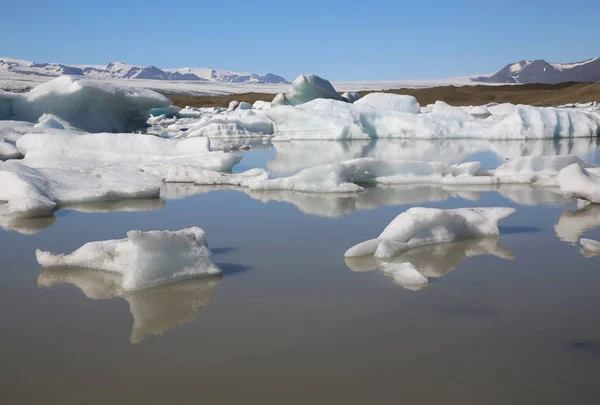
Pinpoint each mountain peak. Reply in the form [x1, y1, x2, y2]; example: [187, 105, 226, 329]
[486, 57, 600, 84]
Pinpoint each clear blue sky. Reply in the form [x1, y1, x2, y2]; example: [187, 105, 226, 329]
[1, 0, 598, 81]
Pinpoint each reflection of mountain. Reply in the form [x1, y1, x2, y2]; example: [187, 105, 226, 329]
[38, 268, 220, 344]
[555, 203, 600, 243]
[345, 237, 514, 291]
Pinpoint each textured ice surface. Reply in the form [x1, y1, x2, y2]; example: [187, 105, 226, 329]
[177, 109, 274, 139]
[36, 227, 221, 291]
[276, 74, 343, 106]
[345, 207, 515, 259]
[17, 132, 243, 178]
[0, 76, 172, 132]
[355, 93, 420, 114]
[38, 269, 220, 343]
[266, 99, 600, 140]
[557, 164, 600, 203]
[0, 160, 162, 217]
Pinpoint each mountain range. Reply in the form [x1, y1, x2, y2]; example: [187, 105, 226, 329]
[0, 58, 289, 84]
[484, 58, 600, 84]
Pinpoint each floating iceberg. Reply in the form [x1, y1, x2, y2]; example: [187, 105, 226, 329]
[266, 98, 600, 140]
[345, 207, 515, 259]
[354, 93, 420, 114]
[274, 74, 343, 106]
[176, 110, 274, 139]
[0, 76, 172, 132]
[38, 269, 220, 343]
[0, 160, 162, 217]
[557, 164, 600, 203]
[36, 227, 221, 291]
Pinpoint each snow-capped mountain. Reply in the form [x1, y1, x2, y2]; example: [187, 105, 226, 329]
[486, 58, 600, 84]
[0, 58, 288, 84]
[164, 67, 288, 84]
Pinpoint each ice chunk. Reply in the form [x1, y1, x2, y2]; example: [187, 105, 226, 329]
[34, 114, 73, 130]
[557, 163, 600, 203]
[271, 93, 287, 107]
[238, 102, 252, 110]
[355, 93, 420, 114]
[0, 160, 162, 218]
[280, 74, 343, 106]
[580, 238, 600, 257]
[0, 76, 172, 132]
[227, 100, 240, 111]
[267, 98, 600, 140]
[494, 155, 592, 184]
[17, 132, 242, 174]
[38, 269, 220, 343]
[345, 207, 515, 259]
[177, 110, 274, 139]
[252, 100, 271, 110]
[470, 106, 492, 118]
[36, 227, 221, 291]
[341, 92, 361, 103]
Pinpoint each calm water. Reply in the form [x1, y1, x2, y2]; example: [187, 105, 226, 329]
[2, 139, 600, 404]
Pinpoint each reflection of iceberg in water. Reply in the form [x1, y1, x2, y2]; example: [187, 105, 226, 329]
[38, 268, 221, 343]
[555, 203, 600, 243]
[1, 198, 165, 234]
[345, 237, 514, 291]
[267, 138, 600, 174]
[580, 238, 600, 258]
[160, 183, 574, 218]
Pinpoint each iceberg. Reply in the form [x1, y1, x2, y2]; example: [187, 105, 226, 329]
[36, 227, 221, 291]
[266, 98, 600, 140]
[341, 92, 362, 103]
[557, 164, 600, 203]
[355, 93, 420, 114]
[176, 109, 274, 139]
[345, 207, 515, 259]
[0, 160, 162, 218]
[0, 76, 172, 132]
[38, 269, 220, 343]
[275, 74, 343, 106]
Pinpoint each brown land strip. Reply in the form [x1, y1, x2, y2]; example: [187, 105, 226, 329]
[164, 82, 600, 108]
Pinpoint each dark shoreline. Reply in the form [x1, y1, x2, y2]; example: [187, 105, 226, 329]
[163, 81, 600, 108]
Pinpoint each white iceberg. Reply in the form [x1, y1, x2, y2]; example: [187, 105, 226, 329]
[0, 160, 162, 218]
[275, 74, 343, 106]
[36, 227, 221, 291]
[557, 164, 600, 203]
[345, 207, 515, 259]
[267, 98, 600, 140]
[17, 132, 243, 177]
[354, 93, 420, 114]
[177, 109, 274, 139]
[0, 76, 172, 132]
[341, 92, 362, 103]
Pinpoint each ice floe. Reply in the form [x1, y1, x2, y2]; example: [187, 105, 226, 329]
[345, 207, 515, 260]
[36, 227, 221, 291]
[0, 76, 172, 132]
[274, 74, 342, 106]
